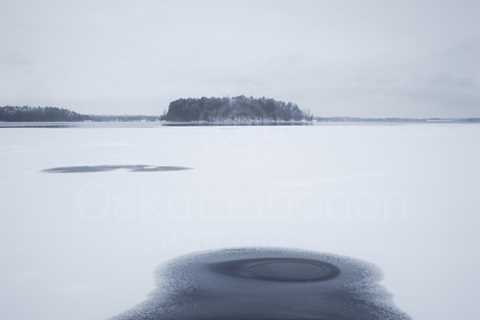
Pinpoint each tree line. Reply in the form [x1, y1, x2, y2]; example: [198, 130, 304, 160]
[0, 106, 160, 122]
[0, 106, 89, 122]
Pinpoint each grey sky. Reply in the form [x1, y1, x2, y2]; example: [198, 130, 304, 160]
[1, 0, 479, 116]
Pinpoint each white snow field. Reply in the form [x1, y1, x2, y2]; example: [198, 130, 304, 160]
[0, 124, 479, 320]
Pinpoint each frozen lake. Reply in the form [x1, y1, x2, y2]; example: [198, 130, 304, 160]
[1, 124, 479, 319]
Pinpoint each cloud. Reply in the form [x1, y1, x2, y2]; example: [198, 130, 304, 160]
[1, 0, 479, 116]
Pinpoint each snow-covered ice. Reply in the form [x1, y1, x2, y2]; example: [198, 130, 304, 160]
[1, 124, 479, 319]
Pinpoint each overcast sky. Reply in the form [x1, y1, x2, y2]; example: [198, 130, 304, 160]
[1, 0, 479, 117]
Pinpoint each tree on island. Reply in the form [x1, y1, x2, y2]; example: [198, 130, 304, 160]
[162, 96, 312, 122]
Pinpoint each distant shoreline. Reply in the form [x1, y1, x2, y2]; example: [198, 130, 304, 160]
[2, 104, 480, 126]
[315, 117, 480, 123]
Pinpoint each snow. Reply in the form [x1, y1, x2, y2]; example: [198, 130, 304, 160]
[0, 124, 479, 319]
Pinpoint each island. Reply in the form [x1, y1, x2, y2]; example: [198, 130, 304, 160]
[161, 96, 313, 123]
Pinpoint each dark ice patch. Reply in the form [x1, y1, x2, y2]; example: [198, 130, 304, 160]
[42, 165, 191, 173]
[112, 248, 410, 320]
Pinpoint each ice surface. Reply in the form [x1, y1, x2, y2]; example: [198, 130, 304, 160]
[0, 124, 479, 319]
